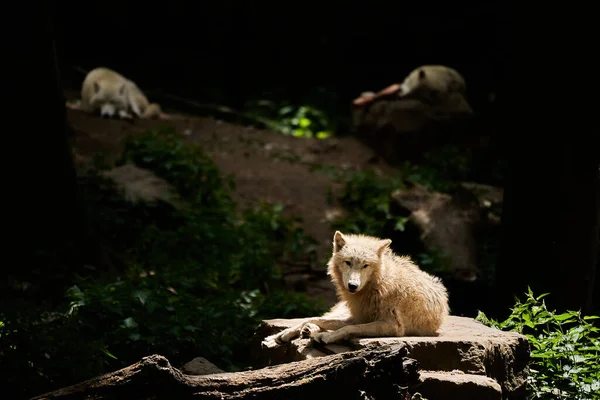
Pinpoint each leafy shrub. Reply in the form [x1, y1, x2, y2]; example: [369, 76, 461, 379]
[332, 169, 408, 237]
[332, 151, 501, 283]
[331, 168, 461, 279]
[398, 146, 469, 194]
[332, 148, 470, 239]
[0, 129, 327, 398]
[243, 100, 334, 139]
[476, 288, 600, 400]
[120, 128, 236, 207]
[413, 248, 455, 279]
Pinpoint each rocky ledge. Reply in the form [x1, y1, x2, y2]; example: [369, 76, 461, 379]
[250, 315, 529, 400]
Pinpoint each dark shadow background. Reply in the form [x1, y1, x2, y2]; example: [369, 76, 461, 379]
[54, 1, 505, 127]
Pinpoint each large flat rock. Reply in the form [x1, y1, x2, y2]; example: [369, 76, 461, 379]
[251, 315, 529, 398]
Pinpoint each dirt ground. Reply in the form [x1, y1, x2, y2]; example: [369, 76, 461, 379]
[66, 93, 401, 307]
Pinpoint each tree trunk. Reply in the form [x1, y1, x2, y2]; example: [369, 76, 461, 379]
[492, 5, 600, 318]
[0, 2, 104, 312]
[31, 346, 418, 400]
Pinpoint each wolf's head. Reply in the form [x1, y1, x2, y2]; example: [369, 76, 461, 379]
[328, 231, 391, 294]
[90, 80, 130, 118]
[398, 67, 432, 99]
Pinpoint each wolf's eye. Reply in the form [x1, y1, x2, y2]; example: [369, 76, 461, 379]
[362, 264, 369, 269]
[344, 261, 351, 266]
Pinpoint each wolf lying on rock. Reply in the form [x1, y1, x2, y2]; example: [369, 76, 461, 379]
[262, 231, 450, 347]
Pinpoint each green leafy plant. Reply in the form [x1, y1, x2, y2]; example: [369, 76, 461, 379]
[120, 128, 236, 208]
[0, 129, 327, 398]
[397, 145, 470, 194]
[333, 156, 467, 241]
[476, 288, 600, 399]
[414, 248, 454, 279]
[332, 169, 407, 237]
[243, 100, 334, 139]
[331, 169, 458, 278]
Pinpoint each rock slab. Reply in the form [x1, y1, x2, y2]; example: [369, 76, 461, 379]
[417, 371, 503, 400]
[251, 315, 529, 399]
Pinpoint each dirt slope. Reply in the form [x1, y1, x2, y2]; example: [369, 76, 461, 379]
[68, 106, 398, 305]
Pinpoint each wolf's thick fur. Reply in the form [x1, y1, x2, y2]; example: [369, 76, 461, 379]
[262, 231, 450, 347]
[399, 65, 466, 99]
[80, 67, 167, 120]
[397, 65, 472, 115]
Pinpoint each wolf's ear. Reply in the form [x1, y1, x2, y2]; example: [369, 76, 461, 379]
[377, 239, 392, 257]
[119, 84, 126, 95]
[418, 69, 426, 80]
[93, 81, 100, 93]
[333, 231, 346, 252]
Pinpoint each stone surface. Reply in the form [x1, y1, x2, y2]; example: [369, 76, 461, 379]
[391, 184, 484, 282]
[351, 96, 474, 166]
[251, 315, 529, 398]
[180, 356, 225, 375]
[415, 371, 502, 400]
[101, 163, 186, 209]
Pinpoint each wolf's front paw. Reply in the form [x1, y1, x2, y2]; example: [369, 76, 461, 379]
[118, 109, 133, 120]
[300, 323, 321, 338]
[279, 325, 303, 342]
[261, 326, 301, 349]
[311, 331, 342, 345]
[261, 334, 282, 349]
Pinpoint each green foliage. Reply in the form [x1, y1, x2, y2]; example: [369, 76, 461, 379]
[332, 169, 408, 237]
[476, 288, 600, 399]
[0, 129, 326, 398]
[423, 145, 470, 180]
[120, 128, 236, 207]
[331, 168, 460, 277]
[385, 144, 471, 194]
[331, 145, 498, 281]
[413, 248, 454, 279]
[332, 147, 469, 238]
[243, 100, 334, 139]
[0, 310, 113, 394]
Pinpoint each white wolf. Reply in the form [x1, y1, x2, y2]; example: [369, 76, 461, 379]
[78, 67, 167, 119]
[262, 231, 450, 347]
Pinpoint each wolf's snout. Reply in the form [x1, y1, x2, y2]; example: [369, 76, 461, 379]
[347, 282, 358, 293]
[100, 104, 116, 118]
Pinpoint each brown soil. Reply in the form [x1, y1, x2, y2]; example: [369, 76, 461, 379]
[67, 95, 400, 307]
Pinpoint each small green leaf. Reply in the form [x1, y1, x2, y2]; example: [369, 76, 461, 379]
[298, 117, 311, 128]
[122, 317, 138, 329]
[133, 290, 149, 305]
[102, 349, 118, 360]
[278, 106, 293, 115]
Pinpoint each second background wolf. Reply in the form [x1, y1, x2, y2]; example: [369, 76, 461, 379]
[79, 67, 167, 120]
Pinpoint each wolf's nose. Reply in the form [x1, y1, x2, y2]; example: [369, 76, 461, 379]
[347, 283, 358, 292]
